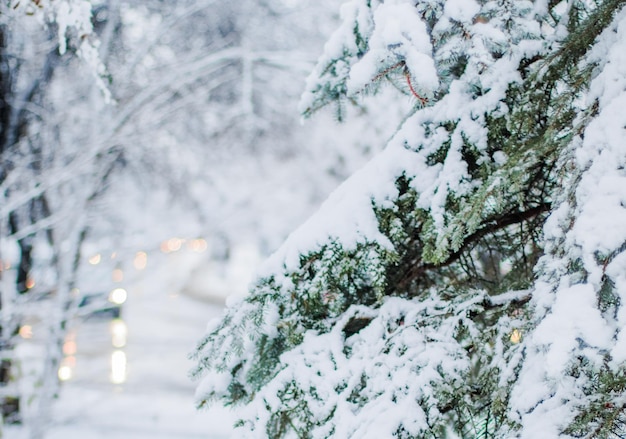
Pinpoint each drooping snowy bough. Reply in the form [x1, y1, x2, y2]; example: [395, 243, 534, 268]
[192, 1, 626, 437]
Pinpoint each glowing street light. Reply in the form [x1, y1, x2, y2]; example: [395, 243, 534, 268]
[110, 350, 127, 384]
[110, 319, 127, 348]
[58, 356, 76, 382]
[58, 365, 72, 381]
[109, 288, 127, 305]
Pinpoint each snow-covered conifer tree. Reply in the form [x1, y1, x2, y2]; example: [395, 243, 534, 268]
[192, 0, 626, 437]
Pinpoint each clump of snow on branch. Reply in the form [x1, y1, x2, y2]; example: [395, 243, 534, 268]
[236, 297, 475, 438]
[11, 0, 111, 101]
[346, 1, 438, 98]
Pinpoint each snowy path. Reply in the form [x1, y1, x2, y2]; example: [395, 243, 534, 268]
[9, 250, 238, 438]
[45, 284, 236, 439]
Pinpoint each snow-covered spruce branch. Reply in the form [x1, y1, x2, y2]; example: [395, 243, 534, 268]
[396, 202, 551, 291]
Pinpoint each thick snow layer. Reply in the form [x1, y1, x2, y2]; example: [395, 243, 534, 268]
[55, 0, 93, 55]
[443, 0, 480, 22]
[235, 296, 474, 438]
[23, 0, 112, 101]
[299, 0, 377, 114]
[258, 142, 409, 278]
[512, 7, 626, 438]
[347, 2, 438, 96]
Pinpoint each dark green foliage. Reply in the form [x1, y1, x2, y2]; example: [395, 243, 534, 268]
[564, 363, 626, 438]
[266, 382, 315, 439]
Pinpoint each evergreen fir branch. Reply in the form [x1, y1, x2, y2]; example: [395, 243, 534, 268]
[385, 195, 549, 297]
[404, 69, 428, 107]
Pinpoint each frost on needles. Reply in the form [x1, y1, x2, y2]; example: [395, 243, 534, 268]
[191, 1, 626, 438]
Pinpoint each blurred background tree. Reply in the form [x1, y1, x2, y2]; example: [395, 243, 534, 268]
[0, 0, 406, 435]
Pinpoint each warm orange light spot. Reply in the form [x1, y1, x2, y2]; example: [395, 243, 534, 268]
[167, 238, 182, 252]
[25, 277, 35, 289]
[88, 254, 101, 265]
[189, 239, 208, 252]
[112, 269, 124, 283]
[63, 340, 77, 356]
[133, 252, 147, 270]
[64, 356, 76, 368]
[19, 325, 33, 339]
[510, 329, 522, 344]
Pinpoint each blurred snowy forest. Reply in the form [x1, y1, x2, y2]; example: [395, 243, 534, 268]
[0, 0, 405, 436]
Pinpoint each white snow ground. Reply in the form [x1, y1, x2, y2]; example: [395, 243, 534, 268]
[8, 249, 240, 438]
